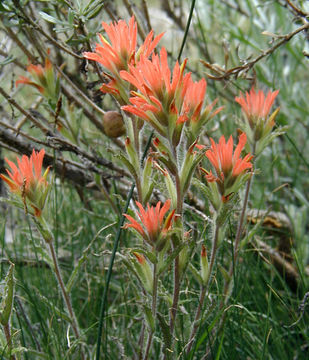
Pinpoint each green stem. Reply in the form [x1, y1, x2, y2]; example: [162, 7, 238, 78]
[48, 241, 84, 359]
[168, 170, 183, 337]
[34, 216, 84, 358]
[143, 263, 158, 360]
[95, 132, 154, 360]
[4, 323, 16, 360]
[186, 222, 220, 354]
[177, 0, 196, 61]
[222, 141, 256, 302]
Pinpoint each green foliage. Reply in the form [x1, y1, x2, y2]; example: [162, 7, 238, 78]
[0, 0, 308, 359]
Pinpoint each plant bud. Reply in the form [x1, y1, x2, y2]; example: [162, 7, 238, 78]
[200, 245, 209, 285]
[103, 111, 126, 138]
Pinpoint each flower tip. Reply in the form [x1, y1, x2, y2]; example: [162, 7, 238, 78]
[132, 252, 146, 265]
[201, 244, 207, 257]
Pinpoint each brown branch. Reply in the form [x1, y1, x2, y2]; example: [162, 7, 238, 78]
[141, 0, 152, 32]
[11, 3, 83, 60]
[285, 0, 308, 18]
[0, 49, 26, 70]
[1, 23, 37, 63]
[161, 0, 185, 31]
[53, 63, 106, 118]
[122, 0, 147, 41]
[201, 22, 309, 80]
[0, 126, 116, 187]
[0, 86, 52, 134]
[221, 0, 249, 17]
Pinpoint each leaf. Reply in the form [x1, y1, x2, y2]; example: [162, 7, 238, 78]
[66, 222, 116, 292]
[0, 263, 15, 326]
[130, 248, 157, 264]
[35, 291, 71, 323]
[157, 242, 186, 276]
[0, 55, 15, 66]
[39, 11, 61, 24]
[157, 313, 172, 358]
[188, 263, 203, 284]
[143, 305, 155, 332]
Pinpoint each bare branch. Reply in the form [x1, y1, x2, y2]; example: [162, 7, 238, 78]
[201, 22, 309, 81]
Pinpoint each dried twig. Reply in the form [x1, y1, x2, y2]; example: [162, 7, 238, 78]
[201, 22, 309, 80]
[285, 0, 308, 18]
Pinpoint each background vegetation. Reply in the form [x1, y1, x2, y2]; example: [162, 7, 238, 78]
[0, 0, 308, 359]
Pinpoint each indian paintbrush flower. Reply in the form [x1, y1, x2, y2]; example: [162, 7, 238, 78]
[121, 48, 221, 146]
[201, 133, 253, 207]
[0, 149, 50, 217]
[83, 16, 164, 101]
[16, 55, 60, 102]
[180, 77, 223, 144]
[121, 47, 191, 145]
[123, 200, 175, 251]
[235, 87, 280, 147]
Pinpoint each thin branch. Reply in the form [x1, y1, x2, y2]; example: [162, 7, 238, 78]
[285, 0, 308, 17]
[12, 3, 83, 60]
[1, 23, 37, 63]
[54, 63, 106, 118]
[202, 22, 309, 80]
[0, 86, 51, 134]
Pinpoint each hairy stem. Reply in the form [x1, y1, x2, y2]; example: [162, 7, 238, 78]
[4, 323, 16, 360]
[223, 141, 256, 301]
[48, 242, 84, 359]
[186, 223, 220, 354]
[143, 263, 158, 360]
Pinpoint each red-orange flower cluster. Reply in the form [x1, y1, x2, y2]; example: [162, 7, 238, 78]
[205, 133, 252, 182]
[83, 16, 163, 96]
[0, 149, 50, 217]
[123, 200, 175, 249]
[121, 47, 190, 127]
[121, 47, 221, 144]
[16, 57, 55, 97]
[235, 87, 279, 121]
[201, 133, 253, 202]
[16, 52, 60, 103]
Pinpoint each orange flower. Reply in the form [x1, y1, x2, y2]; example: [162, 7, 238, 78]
[16, 56, 58, 100]
[121, 47, 193, 143]
[83, 16, 164, 96]
[235, 87, 279, 121]
[123, 200, 175, 249]
[205, 133, 252, 182]
[0, 149, 50, 217]
[121, 49, 222, 144]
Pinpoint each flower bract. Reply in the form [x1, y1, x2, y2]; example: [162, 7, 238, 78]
[123, 199, 175, 250]
[0, 149, 51, 217]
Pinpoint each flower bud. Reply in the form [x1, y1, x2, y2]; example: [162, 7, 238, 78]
[200, 245, 209, 285]
[103, 111, 126, 138]
[132, 252, 153, 294]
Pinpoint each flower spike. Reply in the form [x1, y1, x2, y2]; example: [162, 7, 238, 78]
[201, 133, 253, 206]
[0, 149, 51, 217]
[235, 87, 280, 149]
[83, 16, 164, 99]
[123, 200, 175, 250]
